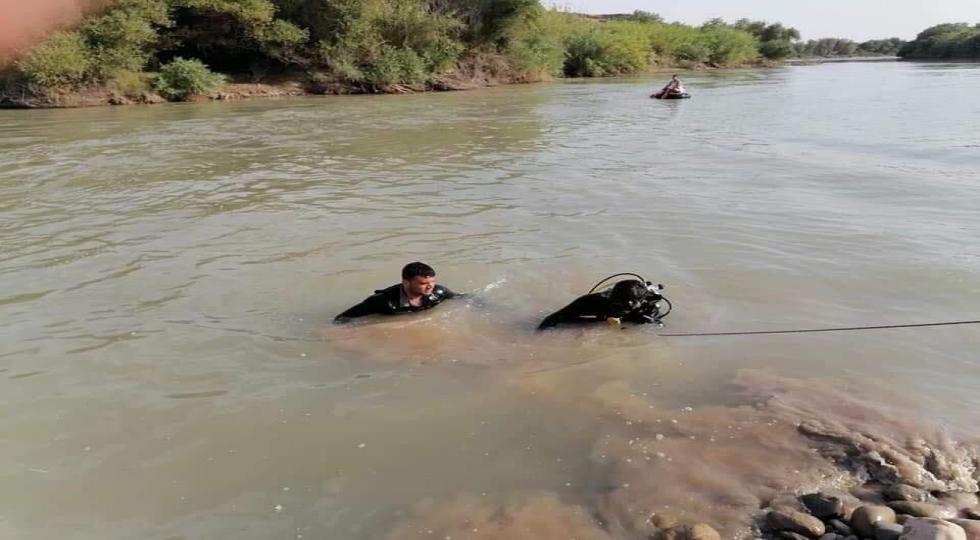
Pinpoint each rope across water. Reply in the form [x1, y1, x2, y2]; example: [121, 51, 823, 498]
[658, 319, 980, 337]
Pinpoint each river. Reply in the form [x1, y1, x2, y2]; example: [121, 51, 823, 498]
[2, 60, 979, 539]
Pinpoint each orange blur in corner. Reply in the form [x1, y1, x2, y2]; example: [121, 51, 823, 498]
[0, 0, 98, 65]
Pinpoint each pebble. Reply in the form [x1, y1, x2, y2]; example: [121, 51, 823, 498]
[802, 493, 845, 519]
[851, 505, 897, 538]
[874, 521, 904, 540]
[888, 501, 954, 519]
[947, 520, 980, 540]
[884, 484, 934, 503]
[689, 523, 721, 540]
[778, 532, 811, 540]
[767, 508, 826, 538]
[829, 519, 853, 536]
[661, 523, 721, 540]
[901, 518, 967, 540]
[650, 512, 679, 529]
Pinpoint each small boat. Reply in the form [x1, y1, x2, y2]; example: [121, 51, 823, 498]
[651, 91, 691, 100]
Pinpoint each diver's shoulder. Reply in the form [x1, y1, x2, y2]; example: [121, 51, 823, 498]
[374, 284, 401, 295]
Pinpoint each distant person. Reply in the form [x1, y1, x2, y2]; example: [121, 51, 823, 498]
[538, 279, 666, 330]
[334, 262, 459, 322]
[654, 74, 686, 99]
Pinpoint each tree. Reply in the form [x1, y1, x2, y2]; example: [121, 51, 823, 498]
[898, 22, 980, 59]
[629, 10, 662, 24]
[734, 19, 800, 59]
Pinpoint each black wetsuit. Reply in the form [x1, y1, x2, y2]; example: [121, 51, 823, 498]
[334, 284, 457, 321]
[538, 282, 663, 330]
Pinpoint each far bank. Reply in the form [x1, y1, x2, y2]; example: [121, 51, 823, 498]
[0, 57, 782, 110]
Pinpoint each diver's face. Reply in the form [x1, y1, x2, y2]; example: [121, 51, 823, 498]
[404, 275, 436, 297]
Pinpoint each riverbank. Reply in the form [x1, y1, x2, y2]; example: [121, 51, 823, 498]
[0, 59, 778, 109]
[786, 56, 899, 65]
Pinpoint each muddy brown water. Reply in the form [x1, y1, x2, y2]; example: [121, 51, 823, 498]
[2, 61, 979, 539]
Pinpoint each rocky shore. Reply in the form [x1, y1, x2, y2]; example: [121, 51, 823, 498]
[757, 483, 980, 540]
[640, 477, 980, 540]
[647, 452, 980, 540]
[1, 80, 337, 109]
[384, 368, 980, 540]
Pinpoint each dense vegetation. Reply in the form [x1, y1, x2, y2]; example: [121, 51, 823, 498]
[794, 37, 905, 58]
[9, 1, 960, 103]
[4, 2, 779, 100]
[898, 23, 980, 59]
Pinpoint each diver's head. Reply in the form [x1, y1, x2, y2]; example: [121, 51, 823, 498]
[402, 261, 437, 297]
[610, 279, 648, 309]
[672, 74, 678, 80]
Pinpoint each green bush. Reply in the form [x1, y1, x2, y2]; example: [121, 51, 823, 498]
[759, 39, 794, 59]
[170, 0, 308, 66]
[82, 0, 172, 79]
[645, 21, 757, 66]
[452, 0, 541, 46]
[309, 0, 463, 86]
[109, 70, 151, 94]
[701, 25, 758, 64]
[504, 24, 565, 78]
[364, 46, 428, 86]
[153, 57, 226, 99]
[16, 31, 93, 88]
[674, 43, 710, 63]
[563, 21, 649, 77]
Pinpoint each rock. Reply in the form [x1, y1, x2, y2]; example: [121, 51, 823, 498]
[885, 485, 934, 503]
[876, 522, 904, 540]
[820, 534, 842, 540]
[659, 526, 686, 540]
[966, 510, 980, 521]
[899, 516, 912, 524]
[767, 509, 826, 538]
[107, 93, 133, 106]
[829, 519, 854, 536]
[900, 518, 967, 540]
[937, 493, 978, 513]
[651, 512, 679, 529]
[889, 502, 955, 519]
[779, 533, 811, 540]
[689, 523, 721, 540]
[659, 524, 721, 540]
[844, 536, 858, 540]
[947, 520, 980, 540]
[842, 500, 862, 522]
[802, 493, 845, 519]
[852, 505, 898, 538]
[137, 92, 166, 104]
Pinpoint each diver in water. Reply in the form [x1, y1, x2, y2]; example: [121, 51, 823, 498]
[538, 277, 669, 330]
[334, 262, 458, 322]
